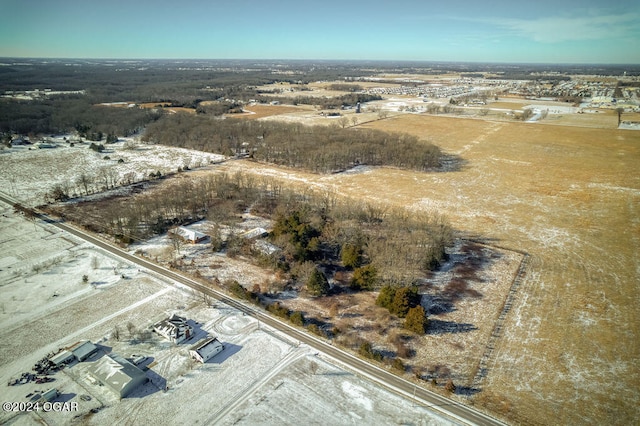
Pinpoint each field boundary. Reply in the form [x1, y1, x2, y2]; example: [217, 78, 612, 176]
[467, 241, 530, 390]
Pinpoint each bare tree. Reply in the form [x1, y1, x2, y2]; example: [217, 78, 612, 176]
[127, 321, 137, 338]
[122, 171, 136, 186]
[111, 326, 121, 341]
[76, 173, 93, 195]
[616, 107, 624, 126]
[97, 167, 109, 190]
[168, 229, 184, 256]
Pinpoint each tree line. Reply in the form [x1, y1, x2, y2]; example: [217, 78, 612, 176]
[47, 172, 453, 293]
[143, 115, 442, 173]
[254, 92, 381, 110]
[0, 97, 162, 136]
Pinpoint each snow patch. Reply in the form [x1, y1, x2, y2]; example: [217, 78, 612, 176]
[341, 381, 373, 411]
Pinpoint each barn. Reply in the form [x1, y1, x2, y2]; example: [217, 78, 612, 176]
[87, 354, 148, 398]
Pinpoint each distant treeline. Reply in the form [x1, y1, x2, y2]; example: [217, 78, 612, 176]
[142, 115, 441, 173]
[0, 60, 377, 104]
[255, 93, 381, 109]
[0, 97, 162, 135]
[326, 83, 363, 92]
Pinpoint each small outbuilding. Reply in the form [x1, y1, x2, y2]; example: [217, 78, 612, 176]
[170, 226, 207, 244]
[50, 350, 74, 367]
[39, 388, 59, 403]
[153, 314, 194, 344]
[190, 337, 224, 363]
[69, 340, 99, 362]
[241, 227, 269, 239]
[87, 354, 148, 398]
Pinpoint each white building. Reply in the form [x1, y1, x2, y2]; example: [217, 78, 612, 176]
[190, 337, 224, 363]
[87, 354, 147, 398]
[170, 226, 207, 244]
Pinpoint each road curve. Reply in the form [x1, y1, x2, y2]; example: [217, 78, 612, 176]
[1, 194, 507, 426]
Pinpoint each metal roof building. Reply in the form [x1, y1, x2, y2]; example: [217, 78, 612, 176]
[170, 226, 208, 244]
[87, 354, 147, 398]
[69, 340, 99, 362]
[50, 350, 74, 367]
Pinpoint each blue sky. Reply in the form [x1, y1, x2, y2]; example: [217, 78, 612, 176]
[1, 0, 638, 63]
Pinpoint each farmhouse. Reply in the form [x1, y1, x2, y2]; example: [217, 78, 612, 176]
[170, 226, 208, 244]
[87, 354, 148, 398]
[153, 314, 194, 343]
[190, 337, 224, 363]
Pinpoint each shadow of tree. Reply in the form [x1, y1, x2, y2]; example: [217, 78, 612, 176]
[454, 385, 482, 396]
[435, 153, 468, 173]
[427, 319, 477, 335]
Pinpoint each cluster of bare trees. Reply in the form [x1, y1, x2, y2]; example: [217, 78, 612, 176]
[326, 83, 363, 92]
[51, 171, 454, 289]
[45, 166, 143, 203]
[424, 103, 463, 115]
[50, 172, 265, 243]
[253, 93, 380, 110]
[143, 115, 442, 173]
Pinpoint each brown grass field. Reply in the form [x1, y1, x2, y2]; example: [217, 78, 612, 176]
[139, 102, 172, 108]
[544, 109, 620, 128]
[216, 113, 639, 425]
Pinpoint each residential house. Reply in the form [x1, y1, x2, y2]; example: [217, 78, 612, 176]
[153, 314, 194, 344]
[190, 337, 224, 363]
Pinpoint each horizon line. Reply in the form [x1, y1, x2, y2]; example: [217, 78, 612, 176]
[1, 56, 639, 67]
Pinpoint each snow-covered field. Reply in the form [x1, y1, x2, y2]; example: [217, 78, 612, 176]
[0, 137, 224, 206]
[0, 147, 458, 425]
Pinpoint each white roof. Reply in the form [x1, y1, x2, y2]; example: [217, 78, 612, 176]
[88, 354, 146, 395]
[193, 337, 223, 359]
[242, 227, 268, 239]
[50, 350, 74, 365]
[172, 227, 207, 241]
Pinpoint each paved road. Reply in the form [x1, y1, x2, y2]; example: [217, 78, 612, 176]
[2, 194, 507, 426]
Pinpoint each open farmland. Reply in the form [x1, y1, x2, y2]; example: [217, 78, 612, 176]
[209, 113, 640, 425]
[0, 61, 640, 425]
